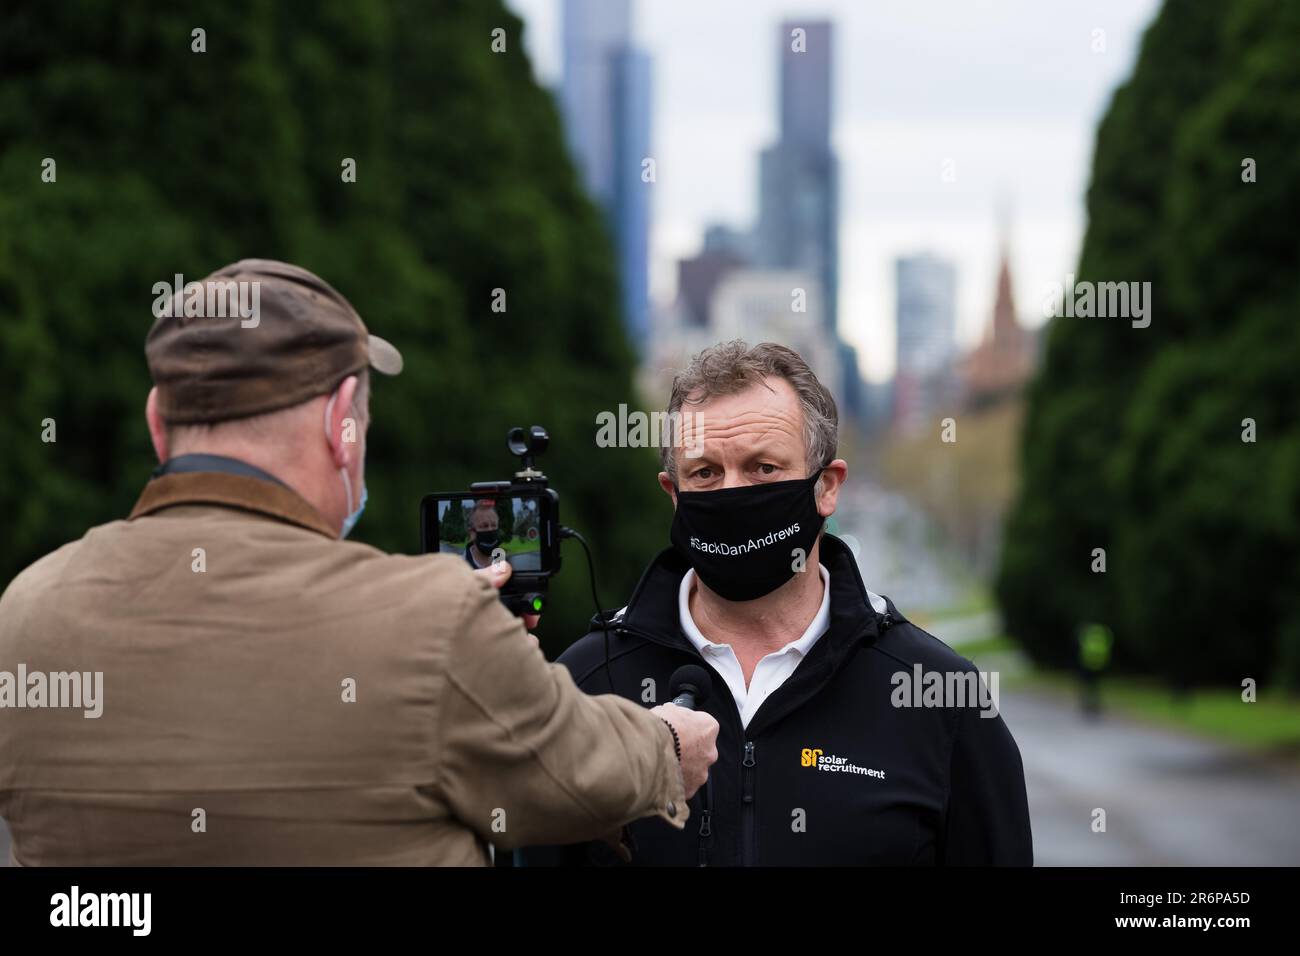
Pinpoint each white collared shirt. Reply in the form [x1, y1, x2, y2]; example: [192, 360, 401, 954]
[677, 564, 832, 729]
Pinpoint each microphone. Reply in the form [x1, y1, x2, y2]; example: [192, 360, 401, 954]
[668, 665, 712, 711]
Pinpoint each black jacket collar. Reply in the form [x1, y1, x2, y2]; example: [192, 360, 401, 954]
[598, 534, 899, 736]
[601, 535, 898, 729]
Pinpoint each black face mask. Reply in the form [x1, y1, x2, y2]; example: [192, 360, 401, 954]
[473, 530, 500, 553]
[670, 471, 825, 602]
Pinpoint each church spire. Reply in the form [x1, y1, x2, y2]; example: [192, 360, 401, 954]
[989, 193, 1018, 349]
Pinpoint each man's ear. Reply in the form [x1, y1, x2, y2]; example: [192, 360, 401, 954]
[815, 459, 849, 518]
[326, 375, 360, 469]
[657, 471, 678, 506]
[145, 387, 169, 464]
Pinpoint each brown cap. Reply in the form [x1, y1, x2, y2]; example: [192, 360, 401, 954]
[145, 258, 403, 425]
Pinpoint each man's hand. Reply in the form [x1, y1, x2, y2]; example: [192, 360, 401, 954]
[474, 560, 540, 633]
[650, 702, 719, 799]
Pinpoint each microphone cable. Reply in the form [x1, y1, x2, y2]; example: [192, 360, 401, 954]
[560, 527, 618, 696]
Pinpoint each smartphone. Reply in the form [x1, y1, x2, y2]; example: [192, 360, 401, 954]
[419, 489, 560, 611]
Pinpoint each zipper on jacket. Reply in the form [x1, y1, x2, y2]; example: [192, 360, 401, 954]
[609, 621, 756, 865]
[741, 740, 756, 866]
[697, 774, 713, 867]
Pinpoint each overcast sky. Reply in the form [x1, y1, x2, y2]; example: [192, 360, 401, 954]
[505, 0, 1162, 382]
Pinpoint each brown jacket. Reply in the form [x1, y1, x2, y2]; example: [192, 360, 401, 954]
[0, 470, 685, 865]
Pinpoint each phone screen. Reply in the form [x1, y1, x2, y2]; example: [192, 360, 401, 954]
[429, 494, 548, 572]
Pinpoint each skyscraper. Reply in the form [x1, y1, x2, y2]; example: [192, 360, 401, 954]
[660, 18, 862, 420]
[560, 0, 631, 206]
[894, 253, 958, 432]
[611, 47, 651, 349]
[780, 21, 832, 153]
[710, 270, 841, 401]
[755, 21, 838, 337]
[560, 0, 652, 351]
[896, 254, 957, 374]
[749, 20, 861, 417]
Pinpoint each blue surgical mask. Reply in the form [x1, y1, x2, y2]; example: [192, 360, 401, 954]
[340, 467, 367, 539]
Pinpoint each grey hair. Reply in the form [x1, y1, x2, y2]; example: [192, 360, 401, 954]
[660, 340, 839, 481]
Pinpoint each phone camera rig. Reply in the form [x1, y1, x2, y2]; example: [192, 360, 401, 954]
[467, 426, 560, 617]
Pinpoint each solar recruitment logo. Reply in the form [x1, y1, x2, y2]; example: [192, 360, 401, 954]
[800, 748, 887, 780]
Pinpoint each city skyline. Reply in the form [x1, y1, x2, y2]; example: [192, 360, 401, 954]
[507, 0, 1161, 383]
[559, 0, 652, 351]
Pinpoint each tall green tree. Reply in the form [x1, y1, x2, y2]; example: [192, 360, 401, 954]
[997, 0, 1300, 687]
[0, 0, 667, 648]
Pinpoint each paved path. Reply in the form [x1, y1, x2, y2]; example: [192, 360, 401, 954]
[998, 688, 1300, 865]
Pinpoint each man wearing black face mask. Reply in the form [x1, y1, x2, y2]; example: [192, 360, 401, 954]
[465, 501, 503, 569]
[520, 340, 1032, 867]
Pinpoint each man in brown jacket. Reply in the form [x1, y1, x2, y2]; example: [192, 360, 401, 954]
[0, 259, 718, 866]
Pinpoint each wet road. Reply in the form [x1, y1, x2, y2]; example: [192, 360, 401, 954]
[997, 688, 1300, 866]
[841, 476, 1300, 867]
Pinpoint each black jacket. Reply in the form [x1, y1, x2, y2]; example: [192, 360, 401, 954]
[520, 535, 1033, 866]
